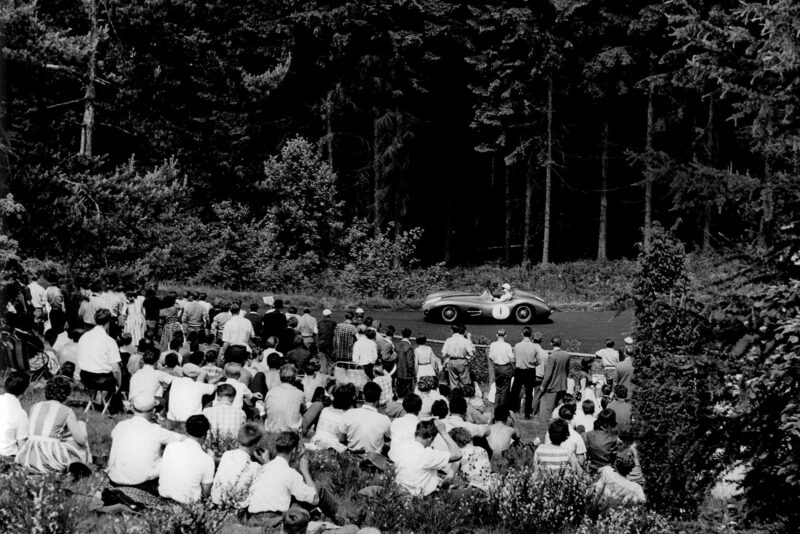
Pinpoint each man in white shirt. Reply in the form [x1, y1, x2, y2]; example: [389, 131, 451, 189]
[445, 396, 490, 438]
[128, 347, 174, 406]
[441, 325, 474, 392]
[77, 308, 122, 396]
[167, 376, 217, 423]
[108, 394, 184, 494]
[0, 371, 30, 457]
[247, 431, 340, 524]
[388, 394, 423, 461]
[596, 339, 620, 387]
[203, 383, 246, 439]
[574, 399, 597, 433]
[351, 325, 378, 378]
[393, 419, 461, 496]
[221, 304, 255, 357]
[488, 329, 514, 408]
[211, 423, 265, 507]
[28, 274, 47, 329]
[509, 326, 546, 419]
[265, 364, 306, 432]
[159, 414, 216, 504]
[297, 308, 318, 347]
[341, 382, 391, 454]
[494, 283, 514, 303]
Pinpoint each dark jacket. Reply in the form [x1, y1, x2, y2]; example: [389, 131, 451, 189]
[540, 348, 570, 393]
[261, 310, 287, 340]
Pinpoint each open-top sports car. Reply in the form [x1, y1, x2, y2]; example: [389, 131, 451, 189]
[422, 289, 552, 324]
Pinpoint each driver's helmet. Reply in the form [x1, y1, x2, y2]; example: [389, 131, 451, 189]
[502, 283, 511, 291]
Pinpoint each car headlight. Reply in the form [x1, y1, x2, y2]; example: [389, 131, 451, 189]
[423, 297, 442, 307]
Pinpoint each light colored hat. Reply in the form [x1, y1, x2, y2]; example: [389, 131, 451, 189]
[132, 394, 156, 412]
[262, 295, 275, 306]
[624, 336, 634, 345]
[322, 309, 332, 316]
[502, 283, 511, 290]
[355, 307, 365, 314]
[183, 363, 201, 379]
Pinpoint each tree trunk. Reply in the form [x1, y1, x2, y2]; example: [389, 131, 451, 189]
[372, 113, 382, 235]
[79, 0, 98, 157]
[598, 120, 609, 260]
[542, 76, 553, 265]
[504, 160, 512, 265]
[702, 94, 715, 251]
[444, 175, 453, 265]
[325, 89, 334, 169]
[643, 78, 654, 252]
[522, 149, 534, 266]
[760, 159, 773, 248]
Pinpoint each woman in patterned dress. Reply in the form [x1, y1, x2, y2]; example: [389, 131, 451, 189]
[159, 293, 184, 351]
[15, 377, 91, 473]
[449, 427, 500, 492]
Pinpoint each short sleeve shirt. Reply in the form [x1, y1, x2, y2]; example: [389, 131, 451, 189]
[159, 439, 215, 503]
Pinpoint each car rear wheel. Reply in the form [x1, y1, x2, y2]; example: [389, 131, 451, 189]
[440, 305, 459, 323]
[514, 304, 533, 324]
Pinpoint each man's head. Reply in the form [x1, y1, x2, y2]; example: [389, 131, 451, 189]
[451, 325, 459, 334]
[132, 394, 156, 415]
[558, 404, 575, 421]
[265, 336, 278, 349]
[385, 325, 395, 337]
[401, 327, 412, 339]
[142, 347, 160, 366]
[595, 408, 617, 431]
[522, 326, 532, 338]
[164, 352, 180, 369]
[402, 393, 422, 416]
[169, 337, 183, 352]
[230, 303, 241, 315]
[274, 431, 301, 456]
[238, 422, 265, 448]
[287, 317, 298, 328]
[363, 382, 381, 405]
[267, 352, 282, 369]
[614, 385, 628, 400]
[224, 362, 242, 380]
[431, 399, 449, 419]
[94, 308, 113, 328]
[496, 329, 506, 339]
[533, 331, 543, 344]
[204, 350, 219, 366]
[199, 292, 207, 302]
[249, 303, 259, 312]
[344, 310, 354, 321]
[605, 338, 615, 348]
[216, 383, 237, 404]
[502, 283, 511, 292]
[333, 384, 356, 410]
[118, 332, 133, 347]
[551, 336, 562, 348]
[357, 324, 368, 336]
[279, 363, 297, 383]
[414, 420, 438, 445]
[494, 405, 510, 424]
[322, 309, 332, 318]
[186, 414, 211, 440]
[458, 324, 467, 336]
[69, 328, 85, 343]
[365, 329, 376, 341]
[601, 384, 613, 397]
[449, 427, 472, 448]
[449, 396, 467, 417]
[547, 418, 570, 446]
[225, 345, 248, 365]
[582, 399, 595, 415]
[282, 507, 310, 534]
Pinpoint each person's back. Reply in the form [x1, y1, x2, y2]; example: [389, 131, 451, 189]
[317, 314, 336, 348]
[615, 356, 634, 391]
[265, 365, 305, 432]
[544, 347, 570, 392]
[211, 423, 263, 507]
[168, 377, 216, 422]
[159, 415, 215, 503]
[607, 385, 632, 425]
[0, 371, 30, 458]
[342, 384, 391, 453]
[487, 407, 517, 456]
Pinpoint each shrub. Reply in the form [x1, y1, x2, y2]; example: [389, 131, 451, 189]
[573, 506, 676, 534]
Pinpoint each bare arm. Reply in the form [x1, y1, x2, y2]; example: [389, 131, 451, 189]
[298, 454, 320, 505]
[65, 410, 88, 446]
[434, 419, 461, 463]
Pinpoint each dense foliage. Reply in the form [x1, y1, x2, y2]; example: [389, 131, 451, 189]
[2, 0, 800, 276]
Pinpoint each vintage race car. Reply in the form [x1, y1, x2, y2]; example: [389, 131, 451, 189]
[422, 289, 552, 324]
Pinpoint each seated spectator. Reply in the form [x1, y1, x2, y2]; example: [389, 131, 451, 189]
[532, 419, 582, 474]
[282, 507, 310, 534]
[0, 371, 30, 458]
[300, 360, 327, 405]
[342, 382, 391, 454]
[159, 338, 184, 366]
[265, 364, 305, 432]
[129, 347, 174, 406]
[431, 399, 449, 420]
[607, 385, 632, 425]
[385, 379, 412, 419]
[77, 308, 122, 399]
[445, 396, 490, 439]
[551, 393, 576, 422]
[107, 394, 184, 496]
[486, 405, 518, 457]
[393, 419, 461, 496]
[450, 427, 498, 492]
[287, 336, 311, 369]
[159, 414, 216, 504]
[311, 384, 355, 453]
[55, 328, 83, 377]
[584, 409, 620, 474]
[595, 451, 646, 505]
[167, 375, 217, 423]
[301, 387, 329, 435]
[450, 387, 489, 425]
[183, 351, 205, 379]
[264, 350, 283, 391]
[247, 431, 339, 526]
[211, 422, 266, 507]
[162, 352, 184, 378]
[16, 377, 91, 473]
[573, 399, 597, 434]
[617, 424, 645, 486]
[371, 362, 393, 408]
[201, 350, 224, 384]
[203, 383, 246, 439]
[221, 362, 259, 411]
[545, 404, 587, 466]
[600, 384, 613, 410]
[388, 393, 423, 461]
[417, 376, 446, 419]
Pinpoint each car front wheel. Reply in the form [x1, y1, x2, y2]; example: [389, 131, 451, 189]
[514, 304, 533, 324]
[440, 305, 459, 323]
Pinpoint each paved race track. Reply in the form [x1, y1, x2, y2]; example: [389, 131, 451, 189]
[326, 309, 634, 354]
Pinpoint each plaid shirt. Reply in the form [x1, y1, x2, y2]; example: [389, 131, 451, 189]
[265, 383, 305, 432]
[202, 402, 246, 439]
[332, 322, 358, 362]
[372, 374, 393, 406]
[201, 364, 224, 383]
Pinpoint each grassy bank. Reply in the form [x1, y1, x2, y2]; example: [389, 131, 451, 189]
[162, 254, 751, 312]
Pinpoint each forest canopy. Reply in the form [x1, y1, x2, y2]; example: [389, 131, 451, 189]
[1, 0, 799, 287]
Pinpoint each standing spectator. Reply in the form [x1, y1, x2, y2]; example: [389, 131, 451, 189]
[211, 302, 233, 343]
[488, 329, 514, 408]
[441, 325, 474, 393]
[244, 303, 264, 335]
[0, 371, 30, 458]
[508, 326, 545, 419]
[607, 385, 632, 425]
[198, 293, 212, 328]
[414, 334, 441, 380]
[395, 328, 416, 394]
[167, 376, 217, 424]
[265, 364, 306, 432]
[595, 339, 620, 388]
[28, 273, 47, 331]
[393, 419, 461, 496]
[316, 309, 336, 372]
[352, 325, 379, 379]
[261, 299, 288, 340]
[614, 347, 635, 392]
[297, 308, 318, 347]
[332, 311, 357, 362]
[142, 288, 161, 336]
[182, 292, 206, 335]
[125, 290, 146, 347]
[77, 308, 122, 399]
[532, 331, 549, 397]
[277, 317, 299, 356]
[203, 383, 247, 439]
[159, 294, 184, 351]
[107, 394, 184, 496]
[532, 336, 570, 421]
[221, 303, 255, 357]
[159, 414, 216, 504]
[375, 325, 396, 372]
[371, 362, 393, 407]
[341, 382, 391, 454]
